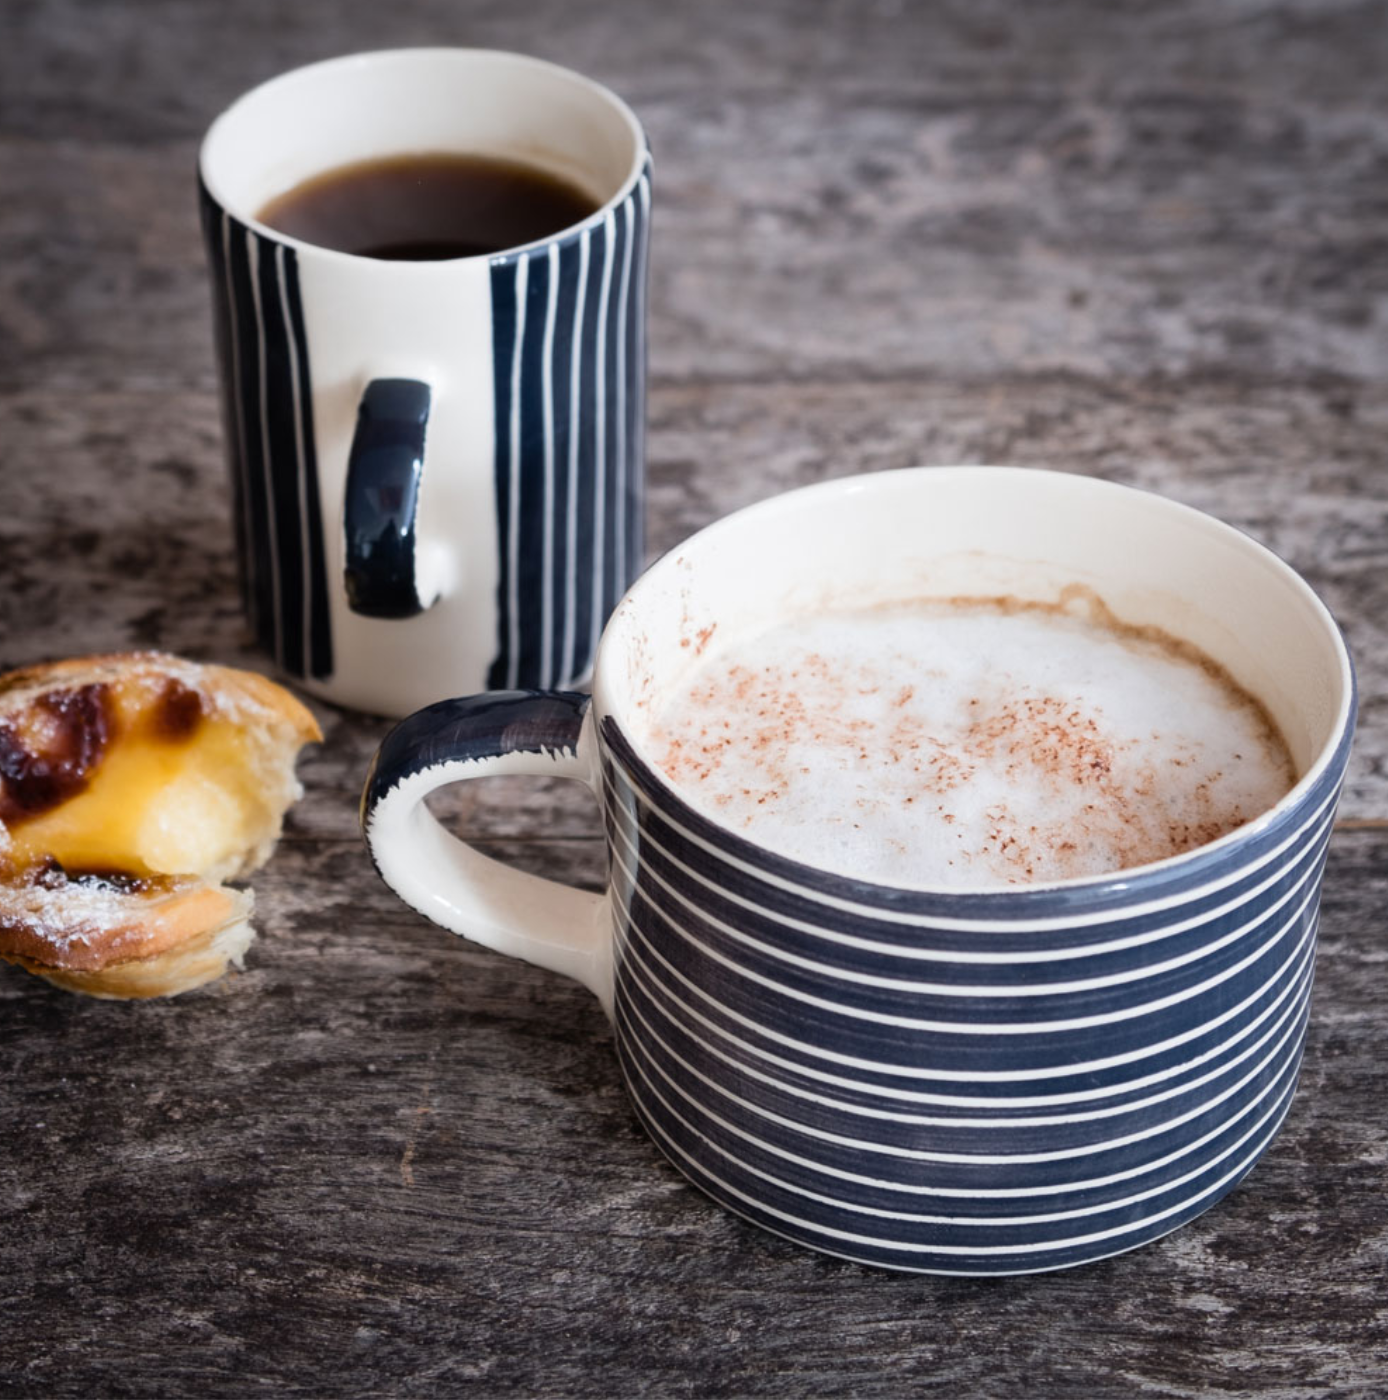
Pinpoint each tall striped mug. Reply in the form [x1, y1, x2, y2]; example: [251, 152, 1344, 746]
[199, 50, 650, 716]
[362, 468, 1356, 1274]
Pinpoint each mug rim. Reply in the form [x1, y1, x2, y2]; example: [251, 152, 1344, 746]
[198, 47, 649, 270]
[591, 465, 1357, 903]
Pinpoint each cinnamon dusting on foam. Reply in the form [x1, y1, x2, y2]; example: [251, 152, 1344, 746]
[646, 590, 1295, 888]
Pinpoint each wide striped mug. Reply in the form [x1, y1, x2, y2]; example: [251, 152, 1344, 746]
[199, 50, 650, 716]
[361, 467, 1356, 1273]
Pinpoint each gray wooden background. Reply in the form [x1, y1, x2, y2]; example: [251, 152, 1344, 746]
[1, 1, 1385, 1395]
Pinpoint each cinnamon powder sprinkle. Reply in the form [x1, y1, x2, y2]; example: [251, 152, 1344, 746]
[646, 596, 1296, 888]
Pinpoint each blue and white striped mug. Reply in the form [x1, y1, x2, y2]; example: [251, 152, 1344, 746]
[361, 467, 1356, 1274]
[199, 50, 650, 715]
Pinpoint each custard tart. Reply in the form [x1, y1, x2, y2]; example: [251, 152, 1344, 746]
[0, 653, 320, 998]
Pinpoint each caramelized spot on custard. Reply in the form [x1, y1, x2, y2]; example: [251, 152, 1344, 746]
[0, 683, 115, 824]
[151, 678, 206, 741]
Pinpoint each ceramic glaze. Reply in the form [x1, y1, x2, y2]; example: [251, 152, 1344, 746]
[200, 49, 650, 715]
[362, 467, 1356, 1273]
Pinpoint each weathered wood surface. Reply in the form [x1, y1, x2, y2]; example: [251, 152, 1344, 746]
[1, 1, 1386, 1395]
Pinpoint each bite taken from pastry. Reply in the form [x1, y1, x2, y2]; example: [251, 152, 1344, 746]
[0, 653, 320, 999]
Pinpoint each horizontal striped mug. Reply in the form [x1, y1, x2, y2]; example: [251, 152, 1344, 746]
[361, 467, 1356, 1273]
[199, 50, 650, 716]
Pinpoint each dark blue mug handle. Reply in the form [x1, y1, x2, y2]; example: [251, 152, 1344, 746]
[343, 378, 437, 618]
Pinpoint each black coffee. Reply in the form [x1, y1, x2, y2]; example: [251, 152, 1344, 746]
[256, 152, 599, 261]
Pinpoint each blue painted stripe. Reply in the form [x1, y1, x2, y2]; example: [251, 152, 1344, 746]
[572, 216, 607, 676]
[279, 247, 333, 678]
[488, 259, 520, 691]
[549, 240, 580, 688]
[604, 197, 630, 614]
[198, 179, 333, 680]
[254, 236, 307, 671]
[487, 162, 651, 691]
[516, 249, 551, 689]
[627, 177, 651, 588]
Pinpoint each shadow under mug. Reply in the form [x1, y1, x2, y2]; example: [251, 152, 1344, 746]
[362, 467, 1356, 1274]
[199, 49, 651, 716]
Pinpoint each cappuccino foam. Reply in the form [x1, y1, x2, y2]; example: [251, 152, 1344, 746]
[645, 597, 1295, 888]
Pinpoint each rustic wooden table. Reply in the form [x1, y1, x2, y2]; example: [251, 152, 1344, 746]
[2, 2, 1385, 1395]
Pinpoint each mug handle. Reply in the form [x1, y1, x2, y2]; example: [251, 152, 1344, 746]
[343, 377, 448, 619]
[360, 691, 613, 1011]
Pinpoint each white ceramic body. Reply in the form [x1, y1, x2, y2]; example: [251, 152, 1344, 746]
[199, 50, 650, 715]
[363, 467, 1356, 1272]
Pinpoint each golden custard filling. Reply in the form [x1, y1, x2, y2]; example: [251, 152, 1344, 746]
[0, 677, 267, 883]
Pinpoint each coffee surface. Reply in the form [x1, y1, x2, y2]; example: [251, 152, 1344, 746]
[645, 598, 1296, 888]
[256, 153, 599, 261]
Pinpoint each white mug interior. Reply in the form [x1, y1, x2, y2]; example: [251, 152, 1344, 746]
[597, 466, 1353, 884]
[201, 48, 645, 242]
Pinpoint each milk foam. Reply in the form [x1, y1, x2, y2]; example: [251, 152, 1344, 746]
[645, 600, 1295, 888]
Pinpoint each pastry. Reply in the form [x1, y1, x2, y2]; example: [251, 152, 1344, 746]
[0, 653, 320, 998]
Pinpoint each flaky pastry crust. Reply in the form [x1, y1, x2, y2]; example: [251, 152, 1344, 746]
[0, 652, 320, 998]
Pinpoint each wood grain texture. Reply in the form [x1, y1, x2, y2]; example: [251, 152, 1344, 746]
[1, 833, 1384, 1398]
[1, 0, 1385, 1394]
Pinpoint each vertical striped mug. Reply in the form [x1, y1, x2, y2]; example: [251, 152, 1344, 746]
[199, 50, 650, 716]
[361, 467, 1356, 1273]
